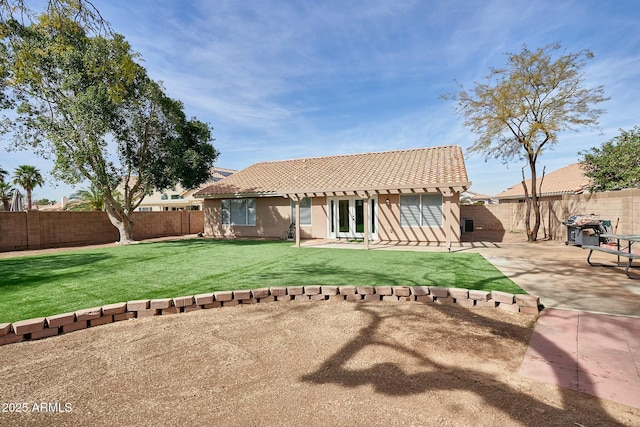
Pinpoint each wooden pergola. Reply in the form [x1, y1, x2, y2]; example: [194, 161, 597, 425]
[285, 181, 469, 250]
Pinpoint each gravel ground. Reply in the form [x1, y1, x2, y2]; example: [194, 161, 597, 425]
[1, 301, 638, 427]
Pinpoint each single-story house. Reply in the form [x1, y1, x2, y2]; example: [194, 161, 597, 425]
[495, 163, 591, 203]
[194, 145, 471, 248]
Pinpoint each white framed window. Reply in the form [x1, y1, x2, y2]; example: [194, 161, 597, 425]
[400, 194, 442, 227]
[290, 197, 312, 225]
[138, 207, 153, 212]
[221, 199, 256, 226]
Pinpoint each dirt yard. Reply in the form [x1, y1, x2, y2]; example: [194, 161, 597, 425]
[1, 302, 638, 427]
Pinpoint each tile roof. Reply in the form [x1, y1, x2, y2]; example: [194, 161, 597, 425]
[211, 166, 238, 182]
[195, 146, 470, 197]
[208, 167, 236, 183]
[495, 163, 591, 199]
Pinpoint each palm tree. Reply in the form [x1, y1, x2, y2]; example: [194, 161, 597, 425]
[0, 165, 7, 182]
[12, 165, 44, 210]
[65, 184, 105, 211]
[0, 182, 14, 211]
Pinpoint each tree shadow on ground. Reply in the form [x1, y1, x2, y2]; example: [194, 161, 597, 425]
[300, 303, 627, 426]
[480, 246, 640, 315]
[248, 254, 521, 293]
[152, 238, 283, 248]
[0, 252, 111, 289]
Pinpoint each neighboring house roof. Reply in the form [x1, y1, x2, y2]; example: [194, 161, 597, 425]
[36, 202, 63, 211]
[124, 167, 236, 192]
[33, 197, 68, 211]
[208, 167, 236, 183]
[461, 190, 497, 204]
[195, 146, 470, 198]
[495, 163, 591, 200]
[126, 166, 236, 210]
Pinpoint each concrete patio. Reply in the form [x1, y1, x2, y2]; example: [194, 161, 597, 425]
[301, 238, 640, 409]
[301, 238, 640, 315]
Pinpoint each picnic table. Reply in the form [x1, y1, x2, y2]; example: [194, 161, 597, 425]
[582, 233, 640, 279]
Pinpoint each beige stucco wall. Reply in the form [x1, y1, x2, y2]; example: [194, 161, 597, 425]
[203, 196, 329, 239]
[304, 197, 328, 239]
[203, 193, 462, 244]
[375, 193, 461, 243]
[203, 197, 291, 239]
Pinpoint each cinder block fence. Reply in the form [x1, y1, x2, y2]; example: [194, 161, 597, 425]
[0, 210, 204, 252]
[0, 286, 540, 346]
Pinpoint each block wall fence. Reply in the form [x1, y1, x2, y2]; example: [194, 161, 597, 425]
[0, 285, 541, 347]
[461, 188, 639, 242]
[1, 188, 636, 251]
[0, 210, 204, 252]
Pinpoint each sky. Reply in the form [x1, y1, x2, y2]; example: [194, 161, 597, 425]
[2, 0, 640, 202]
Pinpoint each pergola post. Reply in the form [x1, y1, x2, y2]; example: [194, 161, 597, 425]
[363, 196, 369, 250]
[295, 197, 301, 248]
[443, 189, 452, 249]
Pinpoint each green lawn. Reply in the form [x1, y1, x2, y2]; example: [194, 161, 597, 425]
[0, 239, 524, 323]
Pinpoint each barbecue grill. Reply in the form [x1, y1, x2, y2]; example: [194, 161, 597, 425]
[562, 214, 611, 246]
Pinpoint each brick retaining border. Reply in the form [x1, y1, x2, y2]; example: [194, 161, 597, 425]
[0, 287, 541, 346]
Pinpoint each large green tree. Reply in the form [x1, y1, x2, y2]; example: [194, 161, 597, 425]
[0, 165, 7, 181]
[0, 3, 218, 243]
[12, 164, 43, 209]
[444, 43, 608, 241]
[580, 126, 640, 192]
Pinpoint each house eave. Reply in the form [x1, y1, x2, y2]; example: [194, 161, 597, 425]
[194, 191, 280, 199]
[195, 181, 472, 200]
[283, 181, 471, 199]
[138, 199, 198, 206]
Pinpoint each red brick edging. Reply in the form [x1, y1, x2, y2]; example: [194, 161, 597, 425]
[0, 286, 540, 346]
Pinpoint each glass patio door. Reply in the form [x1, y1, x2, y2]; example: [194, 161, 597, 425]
[336, 198, 369, 239]
[354, 199, 365, 233]
[338, 199, 350, 234]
